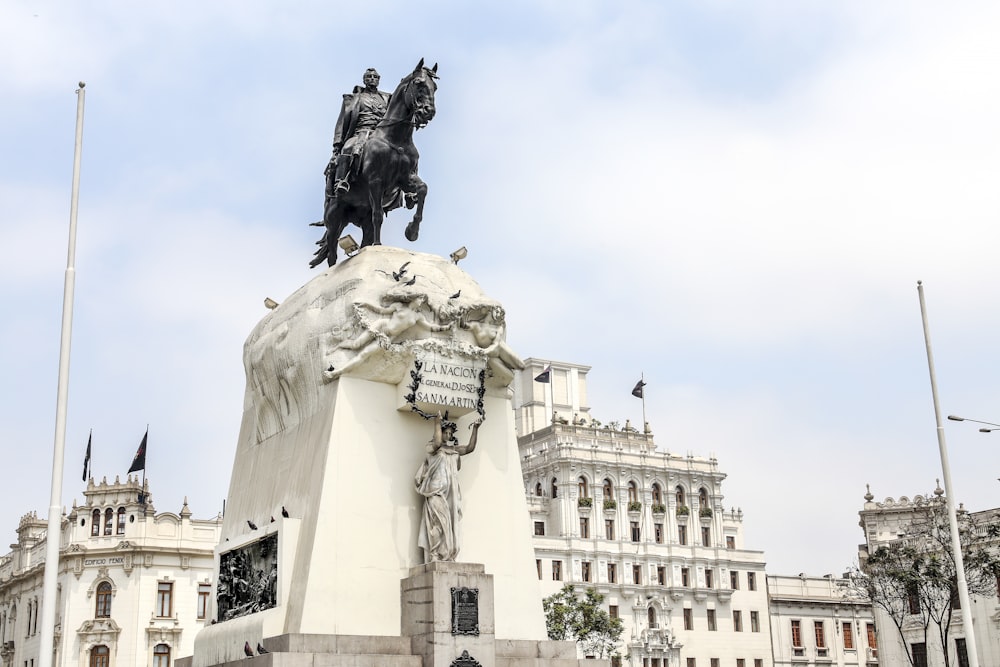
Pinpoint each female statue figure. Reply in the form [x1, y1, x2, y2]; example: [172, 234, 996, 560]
[415, 413, 480, 562]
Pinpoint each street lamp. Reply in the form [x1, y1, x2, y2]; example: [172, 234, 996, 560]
[918, 282, 980, 667]
[948, 415, 1000, 433]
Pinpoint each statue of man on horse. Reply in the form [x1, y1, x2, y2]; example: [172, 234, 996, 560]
[310, 60, 439, 268]
[325, 68, 392, 198]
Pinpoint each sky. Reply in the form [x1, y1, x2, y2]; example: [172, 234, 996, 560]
[2, 1, 999, 577]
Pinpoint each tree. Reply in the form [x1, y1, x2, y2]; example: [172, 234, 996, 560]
[543, 584, 624, 659]
[846, 501, 1000, 667]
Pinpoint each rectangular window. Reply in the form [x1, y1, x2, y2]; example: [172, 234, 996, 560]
[681, 567, 690, 587]
[733, 610, 743, 632]
[791, 620, 802, 647]
[536, 559, 542, 579]
[582, 561, 592, 583]
[686, 659, 695, 667]
[534, 521, 545, 536]
[736, 660, 745, 667]
[609, 605, 619, 619]
[730, 571, 739, 589]
[711, 659, 719, 667]
[867, 623, 877, 651]
[814, 621, 826, 648]
[580, 517, 590, 538]
[630, 521, 640, 542]
[606, 519, 615, 540]
[608, 563, 617, 583]
[678, 525, 687, 545]
[707, 609, 717, 631]
[750, 610, 759, 632]
[654, 523, 663, 543]
[657, 566, 666, 585]
[842, 622, 854, 649]
[197, 583, 211, 620]
[705, 569, 713, 589]
[911, 642, 927, 667]
[156, 582, 173, 617]
[552, 561, 562, 581]
[116, 510, 126, 535]
[747, 572, 756, 591]
[726, 535, 735, 549]
[956, 638, 969, 667]
[701, 526, 710, 547]
[754, 661, 763, 667]
[633, 565, 641, 584]
[683, 608, 693, 631]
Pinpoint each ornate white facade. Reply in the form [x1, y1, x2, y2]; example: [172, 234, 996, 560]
[858, 488, 1000, 667]
[516, 359, 774, 667]
[0, 477, 221, 667]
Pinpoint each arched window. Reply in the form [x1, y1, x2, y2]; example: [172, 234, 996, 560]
[90, 645, 110, 667]
[91, 509, 101, 537]
[699, 487, 709, 508]
[117, 507, 126, 535]
[578, 476, 589, 498]
[95, 582, 112, 618]
[551, 478, 558, 499]
[628, 482, 638, 503]
[103, 508, 114, 536]
[534, 482, 543, 497]
[603, 479, 614, 499]
[675, 486, 686, 507]
[651, 483, 662, 504]
[647, 606, 657, 629]
[153, 643, 171, 667]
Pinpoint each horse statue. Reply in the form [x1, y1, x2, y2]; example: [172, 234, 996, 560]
[310, 60, 439, 268]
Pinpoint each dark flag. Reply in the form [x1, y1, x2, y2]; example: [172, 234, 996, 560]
[534, 365, 552, 383]
[82, 432, 92, 481]
[128, 429, 147, 474]
[631, 379, 646, 399]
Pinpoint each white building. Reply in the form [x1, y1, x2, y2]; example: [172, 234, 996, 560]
[767, 574, 877, 667]
[0, 476, 222, 667]
[515, 359, 774, 667]
[858, 488, 1000, 667]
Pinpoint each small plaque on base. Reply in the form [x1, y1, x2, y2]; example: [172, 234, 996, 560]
[450, 587, 480, 636]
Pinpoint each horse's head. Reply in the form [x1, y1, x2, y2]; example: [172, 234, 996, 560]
[399, 58, 438, 128]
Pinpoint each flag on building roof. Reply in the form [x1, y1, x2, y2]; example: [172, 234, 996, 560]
[631, 379, 646, 399]
[534, 365, 551, 383]
[82, 432, 92, 481]
[128, 429, 147, 474]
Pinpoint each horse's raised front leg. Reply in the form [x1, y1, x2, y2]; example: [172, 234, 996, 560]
[404, 175, 427, 242]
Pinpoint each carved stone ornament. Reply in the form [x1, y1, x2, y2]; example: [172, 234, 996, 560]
[244, 247, 525, 443]
[450, 650, 482, 667]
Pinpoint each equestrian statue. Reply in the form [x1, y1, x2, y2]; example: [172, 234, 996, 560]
[310, 60, 439, 268]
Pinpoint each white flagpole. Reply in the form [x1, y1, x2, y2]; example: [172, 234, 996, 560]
[917, 280, 979, 667]
[39, 82, 86, 667]
[641, 372, 647, 432]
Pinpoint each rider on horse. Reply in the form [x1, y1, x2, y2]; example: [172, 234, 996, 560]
[325, 68, 391, 198]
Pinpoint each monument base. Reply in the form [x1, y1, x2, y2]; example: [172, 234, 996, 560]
[179, 563, 600, 667]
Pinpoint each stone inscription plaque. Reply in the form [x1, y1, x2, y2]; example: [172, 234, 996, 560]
[399, 355, 486, 418]
[450, 587, 480, 636]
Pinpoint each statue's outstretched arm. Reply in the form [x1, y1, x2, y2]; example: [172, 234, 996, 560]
[457, 422, 480, 456]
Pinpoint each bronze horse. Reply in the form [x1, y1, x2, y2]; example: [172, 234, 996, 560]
[310, 60, 438, 268]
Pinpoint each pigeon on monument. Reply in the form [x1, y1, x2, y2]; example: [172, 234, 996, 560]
[281, 506, 289, 518]
[257, 644, 270, 655]
[243, 641, 253, 658]
[247, 519, 257, 530]
[449, 290, 461, 299]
